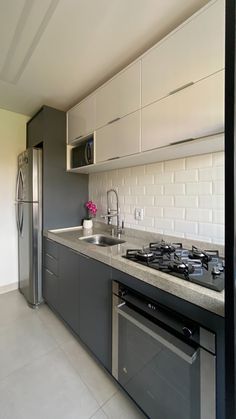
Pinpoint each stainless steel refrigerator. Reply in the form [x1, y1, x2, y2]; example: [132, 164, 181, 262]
[15, 148, 42, 307]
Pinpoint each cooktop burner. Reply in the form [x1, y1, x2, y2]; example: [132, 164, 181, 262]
[123, 241, 224, 292]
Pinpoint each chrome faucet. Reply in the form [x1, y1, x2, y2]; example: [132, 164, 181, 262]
[101, 189, 123, 237]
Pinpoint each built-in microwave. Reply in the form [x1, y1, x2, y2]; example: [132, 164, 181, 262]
[71, 136, 94, 168]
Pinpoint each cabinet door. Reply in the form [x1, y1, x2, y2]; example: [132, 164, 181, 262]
[58, 245, 80, 334]
[43, 238, 60, 312]
[27, 108, 44, 147]
[43, 267, 59, 311]
[141, 70, 224, 152]
[142, 0, 225, 107]
[67, 95, 96, 144]
[96, 61, 141, 129]
[79, 253, 112, 371]
[95, 110, 140, 163]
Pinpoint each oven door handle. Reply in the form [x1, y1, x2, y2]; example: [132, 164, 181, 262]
[116, 304, 199, 365]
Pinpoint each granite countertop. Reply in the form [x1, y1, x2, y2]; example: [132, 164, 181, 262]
[44, 223, 224, 317]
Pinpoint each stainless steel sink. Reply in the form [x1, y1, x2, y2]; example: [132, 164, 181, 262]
[79, 234, 125, 247]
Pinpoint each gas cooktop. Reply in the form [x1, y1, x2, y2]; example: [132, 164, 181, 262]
[123, 241, 224, 292]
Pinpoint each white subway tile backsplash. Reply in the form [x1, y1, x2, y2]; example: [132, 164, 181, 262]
[199, 166, 224, 181]
[124, 195, 137, 205]
[155, 218, 174, 231]
[198, 223, 224, 240]
[124, 175, 137, 186]
[117, 185, 131, 196]
[137, 216, 154, 228]
[199, 195, 224, 209]
[186, 182, 212, 195]
[89, 152, 224, 243]
[138, 174, 154, 185]
[145, 207, 163, 217]
[145, 184, 163, 196]
[145, 162, 163, 174]
[164, 207, 185, 220]
[186, 154, 212, 169]
[175, 169, 198, 183]
[137, 195, 154, 206]
[212, 152, 225, 167]
[131, 165, 145, 176]
[164, 183, 185, 195]
[186, 208, 212, 223]
[212, 180, 224, 195]
[155, 172, 174, 184]
[155, 195, 174, 207]
[213, 209, 224, 224]
[164, 158, 185, 172]
[175, 196, 198, 208]
[130, 185, 145, 196]
[175, 220, 198, 235]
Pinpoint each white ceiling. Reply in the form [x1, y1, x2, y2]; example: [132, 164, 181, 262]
[0, 0, 209, 116]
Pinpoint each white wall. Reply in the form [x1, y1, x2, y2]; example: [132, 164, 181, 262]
[0, 108, 29, 291]
[89, 151, 224, 245]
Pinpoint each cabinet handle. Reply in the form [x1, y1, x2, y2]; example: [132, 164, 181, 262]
[170, 130, 225, 146]
[107, 117, 121, 125]
[169, 81, 194, 96]
[107, 156, 120, 161]
[170, 138, 195, 146]
[46, 253, 56, 260]
[45, 268, 54, 276]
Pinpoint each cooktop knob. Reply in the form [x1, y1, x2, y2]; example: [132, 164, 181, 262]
[119, 289, 127, 298]
[182, 327, 193, 338]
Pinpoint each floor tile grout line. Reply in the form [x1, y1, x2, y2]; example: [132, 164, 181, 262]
[59, 341, 105, 411]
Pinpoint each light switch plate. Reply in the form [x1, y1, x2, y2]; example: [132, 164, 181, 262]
[135, 208, 144, 221]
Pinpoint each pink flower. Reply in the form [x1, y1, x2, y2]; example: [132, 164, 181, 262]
[85, 200, 97, 218]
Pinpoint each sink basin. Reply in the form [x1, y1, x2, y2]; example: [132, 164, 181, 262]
[79, 234, 125, 247]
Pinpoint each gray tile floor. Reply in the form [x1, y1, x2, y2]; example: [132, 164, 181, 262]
[0, 290, 145, 419]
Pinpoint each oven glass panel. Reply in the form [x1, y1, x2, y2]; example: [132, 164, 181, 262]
[118, 314, 200, 419]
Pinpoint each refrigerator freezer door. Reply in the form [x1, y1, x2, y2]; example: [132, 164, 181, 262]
[18, 202, 42, 306]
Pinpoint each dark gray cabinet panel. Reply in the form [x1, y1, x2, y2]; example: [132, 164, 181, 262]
[43, 267, 59, 311]
[27, 106, 88, 229]
[43, 238, 59, 312]
[58, 245, 80, 334]
[79, 253, 112, 371]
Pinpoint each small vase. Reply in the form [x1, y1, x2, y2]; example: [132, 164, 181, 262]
[83, 219, 93, 229]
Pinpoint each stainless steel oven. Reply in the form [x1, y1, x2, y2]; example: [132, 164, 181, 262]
[112, 281, 216, 419]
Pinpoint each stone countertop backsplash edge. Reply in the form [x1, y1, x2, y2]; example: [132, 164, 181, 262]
[44, 221, 224, 317]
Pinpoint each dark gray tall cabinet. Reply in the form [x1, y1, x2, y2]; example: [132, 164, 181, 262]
[27, 105, 88, 229]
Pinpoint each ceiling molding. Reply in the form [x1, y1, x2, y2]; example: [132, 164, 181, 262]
[0, 0, 59, 84]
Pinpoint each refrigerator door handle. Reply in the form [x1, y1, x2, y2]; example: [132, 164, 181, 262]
[16, 169, 24, 201]
[19, 204, 24, 236]
[15, 170, 20, 201]
[15, 203, 20, 233]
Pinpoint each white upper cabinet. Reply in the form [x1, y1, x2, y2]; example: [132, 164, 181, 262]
[141, 70, 224, 152]
[95, 61, 141, 129]
[95, 111, 141, 163]
[141, 0, 225, 107]
[67, 95, 96, 144]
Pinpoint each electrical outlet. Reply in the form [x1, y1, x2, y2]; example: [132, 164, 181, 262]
[135, 208, 144, 221]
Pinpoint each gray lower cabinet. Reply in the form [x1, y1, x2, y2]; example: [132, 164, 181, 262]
[43, 238, 112, 371]
[78, 252, 112, 371]
[43, 239, 59, 312]
[58, 245, 80, 334]
[43, 239, 79, 334]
